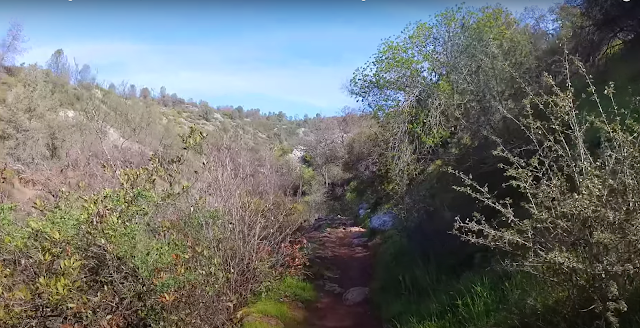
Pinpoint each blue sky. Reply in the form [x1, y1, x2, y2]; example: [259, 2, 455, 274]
[1, 0, 558, 117]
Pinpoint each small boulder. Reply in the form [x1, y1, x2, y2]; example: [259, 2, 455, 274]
[342, 287, 369, 305]
[352, 238, 369, 247]
[309, 216, 329, 231]
[369, 211, 397, 231]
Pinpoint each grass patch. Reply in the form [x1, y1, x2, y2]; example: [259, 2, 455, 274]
[246, 300, 291, 323]
[242, 321, 283, 328]
[258, 276, 316, 303]
[371, 230, 566, 328]
[241, 276, 316, 327]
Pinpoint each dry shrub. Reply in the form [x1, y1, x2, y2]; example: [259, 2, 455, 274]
[127, 127, 308, 327]
[450, 55, 640, 327]
[174, 130, 307, 324]
[0, 62, 309, 327]
[0, 122, 307, 328]
[1, 65, 182, 197]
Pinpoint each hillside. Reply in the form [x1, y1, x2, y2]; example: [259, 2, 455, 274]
[3, 0, 640, 327]
[0, 29, 335, 326]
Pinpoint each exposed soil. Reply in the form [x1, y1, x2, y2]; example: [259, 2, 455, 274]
[303, 217, 383, 328]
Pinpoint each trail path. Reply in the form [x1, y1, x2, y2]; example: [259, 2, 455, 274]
[303, 217, 383, 328]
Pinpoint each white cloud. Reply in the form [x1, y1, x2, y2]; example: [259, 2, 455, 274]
[20, 36, 362, 111]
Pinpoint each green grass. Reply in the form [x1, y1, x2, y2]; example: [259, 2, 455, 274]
[241, 276, 316, 327]
[242, 321, 282, 328]
[258, 276, 316, 303]
[245, 300, 291, 323]
[370, 230, 565, 328]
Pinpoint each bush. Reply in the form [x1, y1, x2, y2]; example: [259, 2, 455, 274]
[451, 56, 640, 327]
[0, 126, 309, 327]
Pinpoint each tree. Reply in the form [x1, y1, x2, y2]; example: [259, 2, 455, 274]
[115, 80, 129, 97]
[139, 87, 151, 100]
[158, 87, 172, 107]
[198, 99, 209, 108]
[232, 106, 245, 119]
[127, 84, 137, 99]
[347, 5, 548, 194]
[46, 49, 71, 82]
[301, 117, 345, 187]
[246, 108, 261, 119]
[77, 63, 95, 85]
[107, 82, 117, 93]
[0, 22, 28, 70]
[563, 0, 640, 65]
[169, 93, 181, 106]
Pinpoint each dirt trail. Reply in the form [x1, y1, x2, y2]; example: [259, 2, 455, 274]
[304, 217, 382, 328]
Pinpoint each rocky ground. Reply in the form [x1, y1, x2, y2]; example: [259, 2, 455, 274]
[237, 215, 383, 328]
[303, 216, 382, 328]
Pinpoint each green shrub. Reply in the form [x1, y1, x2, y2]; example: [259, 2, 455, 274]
[451, 58, 640, 327]
[0, 127, 206, 327]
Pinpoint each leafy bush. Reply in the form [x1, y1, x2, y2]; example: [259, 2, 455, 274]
[451, 56, 640, 326]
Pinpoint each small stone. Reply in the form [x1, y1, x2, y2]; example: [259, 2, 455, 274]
[323, 281, 344, 294]
[352, 238, 369, 247]
[342, 287, 369, 305]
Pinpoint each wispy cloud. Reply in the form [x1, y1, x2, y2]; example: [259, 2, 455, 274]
[5, 0, 561, 117]
[19, 27, 377, 114]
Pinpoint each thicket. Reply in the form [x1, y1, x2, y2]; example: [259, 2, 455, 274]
[341, 1, 640, 327]
[0, 24, 326, 327]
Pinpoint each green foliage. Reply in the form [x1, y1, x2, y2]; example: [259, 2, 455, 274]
[244, 300, 290, 323]
[340, 2, 640, 328]
[345, 4, 546, 217]
[450, 58, 640, 327]
[274, 143, 294, 159]
[241, 276, 315, 327]
[255, 276, 316, 304]
[371, 231, 564, 328]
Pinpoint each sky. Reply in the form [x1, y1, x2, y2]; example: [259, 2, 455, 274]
[1, 0, 559, 117]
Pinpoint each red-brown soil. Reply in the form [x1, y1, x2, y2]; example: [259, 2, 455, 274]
[304, 217, 382, 328]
